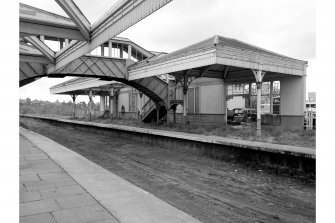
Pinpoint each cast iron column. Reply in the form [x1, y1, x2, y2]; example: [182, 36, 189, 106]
[270, 81, 274, 114]
[108, 41, 113, 57]
[71, 94, 77, 118]
[139, 92, 143, 122]
[156, 104, 160, 124]
[166, 73, 170, 124]
[183, 74, 188, 125]
[88, 90, 93, 121]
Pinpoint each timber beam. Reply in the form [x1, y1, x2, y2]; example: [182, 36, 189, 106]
[24, 36, 55, 63]
[48, 0, 174, 73]
[55, 0, 91, 42]
[19, 3, 86, 41]
[20, 54, 51, 64]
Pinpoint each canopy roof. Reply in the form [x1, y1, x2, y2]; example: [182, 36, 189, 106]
[50, 77, 124, 96]
[128, 35, 307, 81]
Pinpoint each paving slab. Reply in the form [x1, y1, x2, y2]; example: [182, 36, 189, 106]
[38, 172, 73, 181]
[55, 194, 97, 209]
[23, 178, 77, 191]
[20, 191, 42, 203]
[20, 134, 119, 223]
[52, 205, 118, 223]
[20, 199, 61, 216]
[39, 185, 86, 199]
[20, 127, 202, 223]
[20, 213, 57, 223]
[20, 174, 40, 183]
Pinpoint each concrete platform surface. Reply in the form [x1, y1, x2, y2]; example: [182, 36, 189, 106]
[20, 127, 202, 223]
[21, 115, 315, 159]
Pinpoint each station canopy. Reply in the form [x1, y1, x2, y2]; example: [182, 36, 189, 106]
[50, 77, 124, 96]
[128, 35, 307, 83]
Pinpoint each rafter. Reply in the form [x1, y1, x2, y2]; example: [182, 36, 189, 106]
[19, 3, 86, 41]
[199, 65, 212, 78]
[23, 36, 55, 64]
[20, 54, 51, 64]
[47, 0, 174, 74]
[223, 65, 229, 79]
[55, 0, 91, 42]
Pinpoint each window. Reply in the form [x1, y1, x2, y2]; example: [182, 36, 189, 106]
[187, 87, 200, 114]
[129, 88, 138, 112]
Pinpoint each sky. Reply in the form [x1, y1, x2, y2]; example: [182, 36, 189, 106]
[19, 0, 316, 104]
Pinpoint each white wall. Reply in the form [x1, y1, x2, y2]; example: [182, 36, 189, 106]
[199, 84, 224, 114]
[174, 78, 227, 114]
[99, 96, 105, 111]
[118, 89, 130, 112]
[280, 76, 306, 116]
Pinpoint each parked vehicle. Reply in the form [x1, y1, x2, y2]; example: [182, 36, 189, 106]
[227, 108, 256, 124]
[241, 108, 257, 123]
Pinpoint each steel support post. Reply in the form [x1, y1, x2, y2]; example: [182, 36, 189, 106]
[71, 94, 77, 118]
[166, 74, 170, 124]
[100, 95, 105, 112]
[223, 82, 228, 125]
[156, 105, 160, 124]
[101, 44, 104, 56]
[109, 88, 113, 118]
[109, 96, 113, 117]
[114, 92, 119, 118]
[252, 69, 266, 137]
[108, 41, 113, 57]
[256, 82, 262, 132]
[248, 82, 252, 109]
[65, 39, 69, 47]
[119, 45, 123, 58]
[139, 92, 143, 122]
[182, 75, 188, 125]
[270, 81, 274, 114]
[88, 90, 93, 121]
[128, 44, 132, 59]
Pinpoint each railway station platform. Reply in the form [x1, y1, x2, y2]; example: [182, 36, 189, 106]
[20, 127, 201, 223]
[20, 115, 316, 174]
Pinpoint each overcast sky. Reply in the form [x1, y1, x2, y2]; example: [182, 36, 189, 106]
[19, 0, 316, 103]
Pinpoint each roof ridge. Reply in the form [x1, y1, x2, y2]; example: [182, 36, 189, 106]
[217, 35, 306, 62]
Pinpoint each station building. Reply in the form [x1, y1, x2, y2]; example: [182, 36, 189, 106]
[50, 35, 307, 128]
